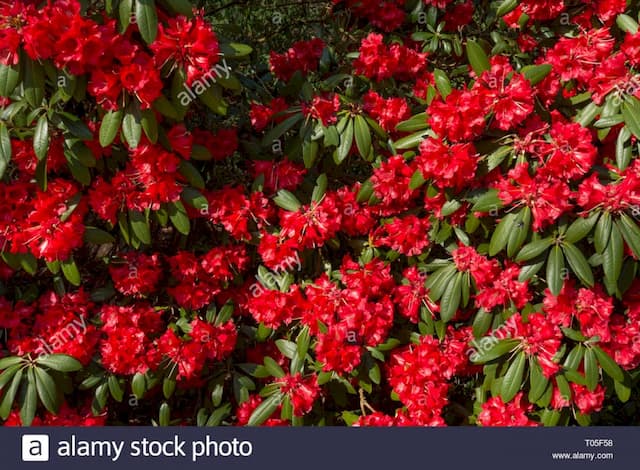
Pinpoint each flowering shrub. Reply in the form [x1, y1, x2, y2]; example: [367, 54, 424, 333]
[1, 0, 640, 427]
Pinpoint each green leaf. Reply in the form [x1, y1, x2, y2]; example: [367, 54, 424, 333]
[471, 189, 503, 213]
[122, 110, 142, 149]
[564, 344, 584, 370]
[0, 368, 22, 419]
[592, 346, 624, 382]
[489, 212, 517, 256]
[206, 403, 232, 426]
[335, 117, 354, 164]
[0, 63, 19, 97]
[135, 0, 158, 44]
[263, 357, 285, 378]
[33, 115, 49, 161]
[158, 402, 170, 426]
[614, 374, 632, 403]
[409, 170, 426, 190]
[353, 115, 372, 160]
[199, 86, 228, 116]
[584, 348, 599, 392]
[302, 139, 319, 168]
[131, 372, 146, 398]
[261, 113, 303, 146]
[516, 238, 552, 262]
[34, 367, 59, 413]
[501, 351, 526, 403]
[507, 207, 530, 258]
[36, 354, 82, 372]
[395, 113, 428, 133]
[433, 69, 452, 98]
[220, 42, 253, 58]
[471, 339, 520, 363]
[61, 257, 81, 286]
[594, 211, 612, 253]
[118, 0, 132, 32]
[311, 173, 327, 203]
[179, 160, 205, 189]
[617, 13, 639, 34]
[472, 310, 493, 337]
[528, 358, 549, 403]
[23, 56, 45, 107]
[616, 126, 632, 170]
[0, 356, 24, 370]
[83, 226, 116, 244]
[129, 209, 151, 244]
[486, 146, 512, 171]
[424, 264, 457, 302]
[562, 242, 594, 287]
[247, 392, 283, 426]
[575, 101, 601, 127]
[466, 40, 490, 76]
[140, 109, 158, 143]
[20, 368, 37, 426]
[273, 190, 301, 212]
[496, 0, 518, 16]
[0, 121, 10, 180]
[168, 201, 190, 235]
[99, 110, 123, 147]
[0, 364, 21, 392]
[439, 271, 462, 322]
[520, 64, 552, 85]
[109, 375, 124, 402]
[182, 188, 209, 212]
[564, 212, 599, 244]
[393, 129, 429, 150]
[59, 115, 93, 140]
[555, 374, 572, 403]
[621, 96, 640, 140]
[617, 214, 640, 259]
[546, 245, 565, 296]
[602, 223, 623, 295]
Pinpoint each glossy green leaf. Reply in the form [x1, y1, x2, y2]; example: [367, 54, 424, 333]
[0, 368, 22, 419]
[168, 201, 190, 235]
[439, 271, 462, 322]
[36, 354, 82, 372]
[248, 392, 283, 426]
[0, 121, 10, 180]
[584, 348, 599, 392]
[489, 212, 517, 256]
[274, 189, 302, 212]
[335, 117, 354, 164]
[592, 346, 624, 382]
[20, 368, 37, 426]
[546, 245, 565, 296]
[353, 115, 372, 160]
[34, 367, 59, 413]
[135, 0, 158, 44]
[516, 237, 552, 262]
[622, 96, 640, 140]
[562, 242, 594, 287]
[129, 209, 151, 244]
[564, 212, 599, 244]
[99, 110, 123, 147]
[33, 115, 49, 161]
[60, 257, 81, 286]
[466, 40, 490, 76]
[471, 339, 520, 363]
[520, 63, 552, 85]
[501, 351, 526, 403]
[617, 214, 640, 259]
